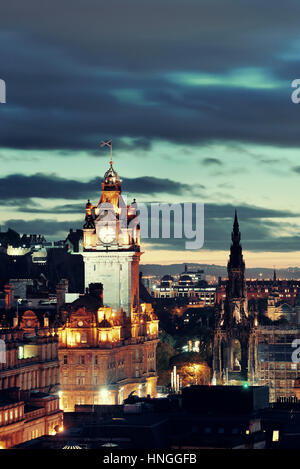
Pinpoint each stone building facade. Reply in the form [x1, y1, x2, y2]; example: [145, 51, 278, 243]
[0, 312, 62, 448]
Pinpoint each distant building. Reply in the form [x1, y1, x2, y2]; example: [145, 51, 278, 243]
[256, 326, 300, 402]
[217, 277, 300, 305]
[152, 268, 216, 306]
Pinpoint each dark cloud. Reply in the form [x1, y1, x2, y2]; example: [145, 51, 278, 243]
[202, 158, 223, 166]
[143, 208, 300, 253]
[0, 173, 196, 201]
[0, 0, 300, 256]
[206, 204, 297, 220]
[0, 2, 300, 152]
[0, 0, 299, 73]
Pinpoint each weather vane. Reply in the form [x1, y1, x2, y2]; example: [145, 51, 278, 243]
[100, 139, 113, 165]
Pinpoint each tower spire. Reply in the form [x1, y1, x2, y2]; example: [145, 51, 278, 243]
[232, 209, 241, 244]
[229, 210, 243, 267]
[227, 210, 246, 299]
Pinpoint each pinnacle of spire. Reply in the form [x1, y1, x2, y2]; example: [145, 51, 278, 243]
[228, 210, 244, 270]
[231, 210, 241, 244]
[234, 209, 239, 229]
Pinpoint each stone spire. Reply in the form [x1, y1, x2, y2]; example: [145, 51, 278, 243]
[228, 210, 244, 270]
[227, 211, 246, 300]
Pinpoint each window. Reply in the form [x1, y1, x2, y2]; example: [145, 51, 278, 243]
[76, 372, 86, 385]
[75, 396, 85, 405]
[81, 333, 87, 344]
[18, 346, 24, 360]
[63, 355, 68, 365]
[93, 375, 99, 385]
[272, 430, 279, 442]
[80, 356, 85, 365]
[204, 427, 212, 434]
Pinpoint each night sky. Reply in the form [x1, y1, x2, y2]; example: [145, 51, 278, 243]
[1, 0, 300, 267]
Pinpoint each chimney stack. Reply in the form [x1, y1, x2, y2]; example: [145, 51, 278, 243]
[89, 283, 103, 305]
[56, 279, 69, 312]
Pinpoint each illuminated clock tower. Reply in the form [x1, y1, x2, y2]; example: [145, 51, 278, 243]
[82, 152, 141, 317]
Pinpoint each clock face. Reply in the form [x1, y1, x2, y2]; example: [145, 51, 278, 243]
[78, 321, 83, 327]
[99, 225, 116, 244]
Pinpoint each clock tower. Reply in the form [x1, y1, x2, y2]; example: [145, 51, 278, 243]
[58, 144, 158, 410]
[82, 158, 141, 317]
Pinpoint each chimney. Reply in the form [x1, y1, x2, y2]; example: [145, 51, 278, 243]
[4, 284, 14, 311]
[89, 283, 103, 305]
[56, 279, 69, 312]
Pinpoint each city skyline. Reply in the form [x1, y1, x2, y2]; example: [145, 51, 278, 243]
[1, 1, 300, 267]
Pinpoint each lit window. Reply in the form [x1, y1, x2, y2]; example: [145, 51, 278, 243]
[81, 333, 87, 344]
[272, 430, 279, 442]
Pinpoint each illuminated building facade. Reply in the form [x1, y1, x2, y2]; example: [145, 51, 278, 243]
[0, 312, 62, 448]
[153, 268, 216, 306]
[217, 276, 300, 305]
[58, 159, 159, 411]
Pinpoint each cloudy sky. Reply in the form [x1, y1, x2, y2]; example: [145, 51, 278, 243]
[1, 0, 300, 267]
